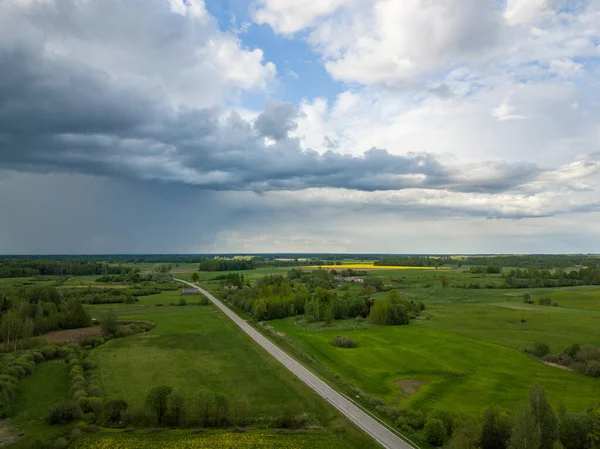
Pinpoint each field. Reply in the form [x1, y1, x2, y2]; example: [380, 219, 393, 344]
[312, 263, 441, 270]
[267, 275, 600, 416]
[72, 429, 353, 449]
[6, 361, 69, 448]
[85, 290, 376, 448]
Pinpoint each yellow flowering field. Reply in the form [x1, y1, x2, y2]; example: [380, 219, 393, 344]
[72, 429, 351, 449]
[309, 263, 438, 270]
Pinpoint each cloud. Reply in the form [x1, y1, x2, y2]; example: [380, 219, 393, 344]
[492, 100, 528, 121]
[251, 0, 355, 34]
[504, 0, 550, 25]
[548, 59, 584, 78]
[254, 101, 299, 140]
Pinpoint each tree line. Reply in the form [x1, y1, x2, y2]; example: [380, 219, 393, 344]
[0, 259, 126, 278]
[221, 271, 423, 325]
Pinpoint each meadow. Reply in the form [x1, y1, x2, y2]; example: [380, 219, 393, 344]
[71, 429, 354, 449]
[6, 361, 70, 448]
[264, 267, 600, 417]
[84, 290, 377, 448]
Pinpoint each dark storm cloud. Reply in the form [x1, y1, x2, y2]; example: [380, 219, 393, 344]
[0, 0, 541, 194]
[254, 101, 299, 140]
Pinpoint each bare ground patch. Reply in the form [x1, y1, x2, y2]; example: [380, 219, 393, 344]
[42, 325, 133, 343]
[394, 378, 426, 397]
[42, 327, 104, 343]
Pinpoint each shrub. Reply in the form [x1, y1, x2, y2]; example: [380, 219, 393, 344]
[531, 342, 551, 358]
[80, 397, 103, 415]
[31, 351, 45, 364]
[40, 345, 59, 359]
[331, 336, 358, 348]
[47, 400, 83, 425]
[424, 418, 447, 446]
[538, 297, 552, 306]
[52, 437, 69, 449]
[178, 298, 187, 306]
[105, 399, 128, 422]
[72, 389, 88, 402]
[587, 360, 600, 377]
[88, 385, 103, 398]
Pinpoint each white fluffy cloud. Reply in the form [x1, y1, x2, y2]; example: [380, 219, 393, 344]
[0, 0, 276, 111]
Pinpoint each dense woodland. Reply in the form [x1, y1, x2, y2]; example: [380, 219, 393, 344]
[221, 269, 423, 324]
[0, 259, 125, 278]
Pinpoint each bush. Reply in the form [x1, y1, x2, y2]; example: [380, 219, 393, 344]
[531, 342, 551, 358]
[331, 336, 358, 348]
[47, 400, 83, 425]
[105, 399, 128, 422]
[424, 418, 447, 446]
[88, 385, 103, 398]
[178, 298, 187, 306]
[52, 437, 69, 449]
[538, 297, 552, 306]
[587, 360, 600, 377]
[40, 345, 59, 359]
[72, 389, 88, 402]
[80, 397, 103, 415]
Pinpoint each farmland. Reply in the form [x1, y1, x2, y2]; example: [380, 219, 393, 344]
[1, 255, 599, 448]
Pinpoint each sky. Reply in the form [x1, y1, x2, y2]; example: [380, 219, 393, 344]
[1, 0, 599, 254]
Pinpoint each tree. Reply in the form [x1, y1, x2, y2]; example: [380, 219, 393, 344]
[481, 406, 511, 449]
[511, 405, 541, 449]
[64, 298, 91, 329]
[530, 384, 558, 449]
[146, 386, 173, 424]
[559, 412, 592, 449]
[105, 399, 128, 422]
[589, 406, 600, 448]
[447, 415, 480, 449]
[191, 272, 199, 283]
[214, 394, 229, 427]
[440, 275, 450, 288]
[1, 309, 22, 351]
[101, 310, 118, 337]
[168, 391, 186, 426]
[424, 418, 447, 446]
[151, 264, 172, 282]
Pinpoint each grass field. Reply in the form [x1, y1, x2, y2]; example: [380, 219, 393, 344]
[72, 429, 353, 449]
[85, 292, 377, 449]
[7, 361, 70, 448]
[268, 284, 600, 416]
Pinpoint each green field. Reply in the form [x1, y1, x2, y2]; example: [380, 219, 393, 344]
[268, 283, 600, 415]
[7, 361, 70, 448]
[85, 291, 376, 449]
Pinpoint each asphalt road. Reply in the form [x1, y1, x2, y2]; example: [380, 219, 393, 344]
[175, 278, 416, 449]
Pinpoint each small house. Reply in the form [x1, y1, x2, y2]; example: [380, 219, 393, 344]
[181, 288, 199, 296]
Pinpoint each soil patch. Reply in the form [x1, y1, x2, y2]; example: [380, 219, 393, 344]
[42, 327, 104, 342]
[394, 378, 426, 397]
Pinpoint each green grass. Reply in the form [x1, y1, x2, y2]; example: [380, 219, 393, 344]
[266, 283, 600, 417]
[7, 360, 70, 448]
[71, 428, 353, 448]
[86, 292, 377, 449]
[270, 318, 599, 415]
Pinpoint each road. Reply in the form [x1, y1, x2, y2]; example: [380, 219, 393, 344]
[175, 278, 416, 449]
